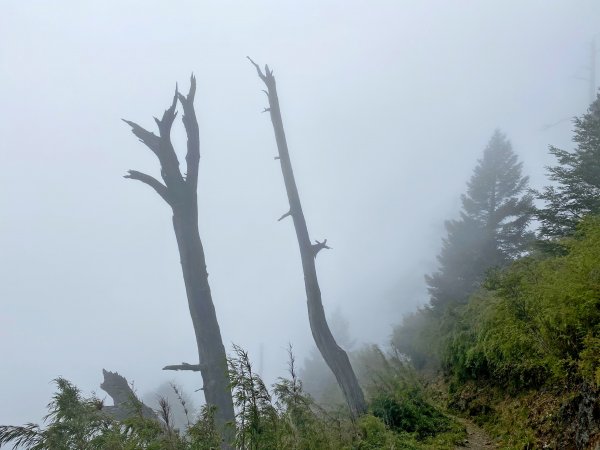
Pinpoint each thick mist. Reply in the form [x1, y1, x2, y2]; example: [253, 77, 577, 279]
[1, 1, 599, 426]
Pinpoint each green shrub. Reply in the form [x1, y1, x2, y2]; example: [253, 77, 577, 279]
[444, 216, 600, 389]
[353, 346, 457, 440]
[578, 332, 600, 387]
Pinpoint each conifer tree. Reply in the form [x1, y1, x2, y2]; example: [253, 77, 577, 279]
[537, 95, 600, 238]
[426, 130, 534, 311]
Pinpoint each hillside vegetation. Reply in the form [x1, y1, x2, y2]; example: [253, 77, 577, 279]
[392, 96, 600, 448]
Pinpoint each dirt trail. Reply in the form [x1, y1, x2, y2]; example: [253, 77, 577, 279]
[454, 417, 497, 449]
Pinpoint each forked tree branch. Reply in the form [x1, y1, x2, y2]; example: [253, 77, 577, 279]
[123, 87, 184, 192]
[153, 88, 184, 189]
[153, 87, 179, 137]
[247, 56, 269, 84]
[312, 239, 332, 258]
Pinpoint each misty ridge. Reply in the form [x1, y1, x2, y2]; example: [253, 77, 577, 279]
[2, 2, 600, 449]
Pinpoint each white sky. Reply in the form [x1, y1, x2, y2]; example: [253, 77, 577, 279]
[1, 0, 599, 426]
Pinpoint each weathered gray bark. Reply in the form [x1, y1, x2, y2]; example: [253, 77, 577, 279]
[249, 59, 367, 419]
[100, 369, 157, 421]
[123, 76, 234, 447]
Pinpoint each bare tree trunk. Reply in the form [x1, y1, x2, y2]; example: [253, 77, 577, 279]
[123, 76, 234, 447]
[248, 59, 367, 419]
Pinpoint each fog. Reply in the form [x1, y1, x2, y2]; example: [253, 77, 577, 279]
[1, 1, 599, 426]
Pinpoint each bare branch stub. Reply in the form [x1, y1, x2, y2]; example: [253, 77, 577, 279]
[312, 239, 332, 258]
[121, 119, 161, 156]
[124, 170, 171, 205]
[278, 210, 292, 222]
[162, 362, 203, 372]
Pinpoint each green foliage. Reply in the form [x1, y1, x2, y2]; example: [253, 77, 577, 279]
[186, 405, 221, 450]
[0, 378, 183, 450]
[228, 344, 279, 449]
[392, 96, 600, 448]
[2, 345, 470, 450]
[426, 130, 534, 312]
[537, 94, 600, 237]
[272, 348, 332, 449]
[228, 343, 367, 449]
[391, 215, 600, 446]
[578, 333, 600, 388]
[444, 216, 600, 389]
[356, 415, 418, 450]
[354, 346, 456, 440]
[461, 130, 534, 261]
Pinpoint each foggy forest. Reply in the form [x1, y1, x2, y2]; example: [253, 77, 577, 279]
[2, 2, 600, 449]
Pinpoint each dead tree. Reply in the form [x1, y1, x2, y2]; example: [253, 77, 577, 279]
[248, 59, 367, 419]
[100, 369, 157, 421]
[123, 76, 234, 446]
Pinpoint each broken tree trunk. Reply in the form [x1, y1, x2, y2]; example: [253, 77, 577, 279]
[248, 59, 367, 419]
[123, 76, 234, 447]
[100, 369, 157, 421]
